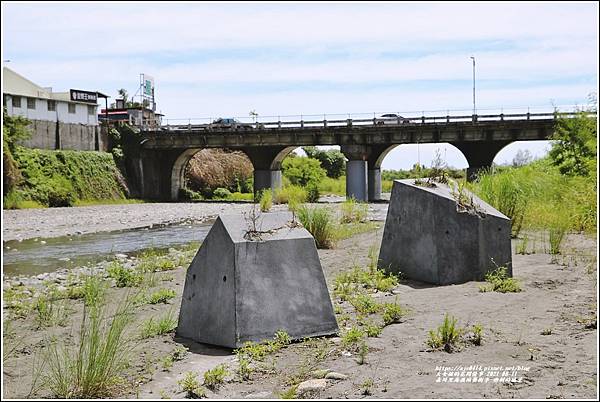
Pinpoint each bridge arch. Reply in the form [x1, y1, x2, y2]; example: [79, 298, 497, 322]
[170, 148, 254, 201]
[492, 140, 554, 166]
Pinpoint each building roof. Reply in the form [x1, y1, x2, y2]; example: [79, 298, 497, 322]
[2, 67, 101, 105]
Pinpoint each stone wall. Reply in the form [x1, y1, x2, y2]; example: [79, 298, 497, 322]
[20, 119, 102, 151]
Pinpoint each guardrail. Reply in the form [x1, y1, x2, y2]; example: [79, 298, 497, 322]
[146, 110, 593, 132]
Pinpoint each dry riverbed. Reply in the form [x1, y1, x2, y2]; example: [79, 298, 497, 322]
[1, 203, 598, 399]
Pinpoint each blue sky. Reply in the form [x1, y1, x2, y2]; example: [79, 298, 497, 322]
[2, 2, 598, 169]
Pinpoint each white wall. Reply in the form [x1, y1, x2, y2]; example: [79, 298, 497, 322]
[5, 94, 98, 125]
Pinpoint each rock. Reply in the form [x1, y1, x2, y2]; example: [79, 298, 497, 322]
[325, 372, 348, 380]
[115, 253, 128, 260]
[341, 351, 352, 357]
[297, 379, 328, 397]
[244, 391, 272, 399]
[311, 369, 331, 379]
[40, 240, 46, 245]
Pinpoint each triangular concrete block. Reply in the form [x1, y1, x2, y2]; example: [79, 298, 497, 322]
[177, 212, 338, 348]
[378, 179, 512, 285]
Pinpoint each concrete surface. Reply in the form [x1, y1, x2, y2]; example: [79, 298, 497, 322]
[378, 179, 512, 285]
[177, 211, 338, 348]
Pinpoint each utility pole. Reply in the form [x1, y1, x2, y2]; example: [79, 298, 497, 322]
[470, 56, 476, 115]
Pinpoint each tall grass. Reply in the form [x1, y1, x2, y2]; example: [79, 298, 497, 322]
[471, 159, 596, 235]
[35, 291, 135, 398]
[317, 176, 345, 195]
[297, 205, 335, 249]
[274, 185, 307, 205]
[258, 189, 273, 212]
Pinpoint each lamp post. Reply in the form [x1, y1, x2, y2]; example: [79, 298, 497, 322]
[470, 56, 476, 116]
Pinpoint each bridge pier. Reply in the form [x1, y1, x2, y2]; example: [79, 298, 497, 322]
[253, 169, 282, 194]
[368, 168, 382, 201]
[341, 145, 369, 201]
[452, 141, 511, 182]
[243, 146, 293, 197]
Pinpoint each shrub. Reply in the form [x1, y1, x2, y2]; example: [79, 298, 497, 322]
[213, 187, 232, 199]
[297, 205, 335, 249]
[306, 184, 320, 203]
[185, 149, 253, 195]
[382, 299, 406, 326]
[203, 364, 228, 390]
[302, 147, 346, 179]
[282, 156, 326, 187]
[426, 314, 462, 352]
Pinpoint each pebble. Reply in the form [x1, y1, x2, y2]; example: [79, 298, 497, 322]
[115, 253, 128, 260]
[40, 241, 47, 245]
[311, 369, 331, 379]
[325, 372, 348, 380]
[341, 351, 352, 357]
[296, 379, 328, 397]
[244, 391, 272, 399]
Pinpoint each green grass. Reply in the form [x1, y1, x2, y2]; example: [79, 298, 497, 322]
[297, 205, 335, 249]
[349, 293, 381, 314]
[426, 314, 463, 352]
[479, 266, 522, 293]
[33, 295, 69, 329]
[274, 185, 307, 205]
[140, 310, 178, 338]
[333, 222, 379, 242]
[259, 189, 273, 212]
[470, 324, 484, 346]
[317, 176, 345, 196]
[178, 371, 206, 398]
[341, 326, 365, 350]
[35, 292, 135, 398]
[382, 298, 406, 326]
[73, 199, 146, 207]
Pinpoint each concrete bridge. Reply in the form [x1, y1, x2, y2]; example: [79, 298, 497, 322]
[135, 111, 575, 202]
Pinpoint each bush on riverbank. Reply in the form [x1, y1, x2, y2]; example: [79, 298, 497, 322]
[4, 148, 129, 209]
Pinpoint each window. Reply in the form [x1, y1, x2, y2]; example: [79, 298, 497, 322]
[12, 96, 21, 108]
[47, 100, 56, 111]
[68, 103, 76, 114]
[27, 98, 36, 109]
[88, 105, 95, 115]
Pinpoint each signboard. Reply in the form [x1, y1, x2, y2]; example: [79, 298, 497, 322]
[70, 89, 98, 104]
[143, 75, 154, 96]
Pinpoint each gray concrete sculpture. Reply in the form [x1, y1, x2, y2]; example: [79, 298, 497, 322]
[378, 179, 512, 285]
[177, 211, 338, 348]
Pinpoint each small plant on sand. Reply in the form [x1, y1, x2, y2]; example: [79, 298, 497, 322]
[162, 345, 188, 371]
[235, 350, 253, 381]
[178, 371, 206, 398]
[541, 328, 553, 335]
[549, 220, 568, 256]
[470, 324, 484, 346]
[279, 385, 298, 399]
[34, 293, 135, 398]
[350, 293, 381, 315]
[259, 189, 273, 212]
[341, 326, 365, 350]
[360, 319, 383, 337]
[203, 364, 228, 390]
[274, 330, 292, 346]
[297, 205, 335, 249]
[426, 314, 463, 353]
[34, 295, 69, 329]
[361, 378, 374, 396]
[140, 310, 177, 338]
[340, 198, 368, 223]
[479, 265, 521, 293]
[356, 340, 369, 365]
[146, 288, 176, 304]
[107, 261, 143, 287]
[382, 298, 406, 326]
[516, 236, 529, 255]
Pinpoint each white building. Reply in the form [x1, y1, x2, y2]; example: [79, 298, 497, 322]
[2, 67, 103, 150]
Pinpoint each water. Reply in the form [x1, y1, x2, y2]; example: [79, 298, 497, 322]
[2, 221, 214, 278]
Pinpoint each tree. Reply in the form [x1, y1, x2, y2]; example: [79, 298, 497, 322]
[282, 156, 326, 187]
[117, 88, 128, 104]
[511, 149, 533, 167]
[548, 98, 597, 176]
[302, 147, 346, 179]
[3, 110, 31, 194]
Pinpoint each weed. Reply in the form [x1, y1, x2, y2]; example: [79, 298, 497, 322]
[34, 295, 69, 329]
[427, 314, 463, 353]
[341, 326, 365, 350]
[382, 298, 406, 326]
[178, 371, 206, 398]
[235, 351, 253, 381]
[140, 310, 177, 339]
[541, 328, 553, 335]
[203, 364, 228, 390]
[549, 223, 568, 256]
[340, 198, 368, 223]
[146, 288, 176, 304]
[470, 324, 484, 346]
[34, 293, 135, 398]
[259, 189, 273, 212]
[279, 385, 298, 399]
[516, 236, 529, 255]
[479, 266, 521, 293]
[274, 330, 292, 346]
[361, 320, 383, 337]
[356, 341, 369, 365]
[107, 261, 143, 287]
[361, 378, 374, 395]
[350, 293, 381, 314]
[333, 304, 344, 315]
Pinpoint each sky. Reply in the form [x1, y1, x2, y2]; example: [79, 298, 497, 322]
[2, 1, 598, 169]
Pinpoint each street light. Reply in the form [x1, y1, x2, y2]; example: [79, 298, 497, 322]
[470, 56, 476, 116]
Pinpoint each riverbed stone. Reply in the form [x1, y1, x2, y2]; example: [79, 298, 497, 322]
[378, 179, 512, 285]
[177, 212, 339, 348]
[297, 379, 328, 396]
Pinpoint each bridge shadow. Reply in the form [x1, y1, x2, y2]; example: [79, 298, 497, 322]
[399, 279, 442, 290]
[173, 335, 233, 356]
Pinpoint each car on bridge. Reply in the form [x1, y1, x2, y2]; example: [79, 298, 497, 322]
[375, 113, 412, 125]
[208, 117, 257, 130]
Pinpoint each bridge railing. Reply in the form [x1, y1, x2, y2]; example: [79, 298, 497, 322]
[152, 108, 593, 132]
